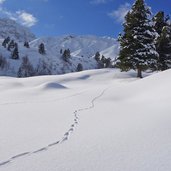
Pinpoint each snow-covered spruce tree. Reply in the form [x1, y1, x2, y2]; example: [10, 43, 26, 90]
[94, 52, 100, 62]
[101, 55, 106, 68]
[0, 55, 9, 70]
[18, 56, 35, 78]
[100, 55, 112, 68]
[105, 58, 112, 68]
[153, 12, 171, 70]
[117, 0, 158, 78]
[153, 11, 169, 35]
[12, 43, 19, 59]
[7, 40, 15, 51]
[36, 59, 52, 75]
[77, 63, 83, 72]
[156, 25, 171, 70]
[94, 52, 103, 68]
[39, 43, 46, 55]
[24, 41, 30, 48]
[2, 37, 10, 48]
[62, 49, 71, 62]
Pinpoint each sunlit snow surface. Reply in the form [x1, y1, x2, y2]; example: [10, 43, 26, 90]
[0, 69, 171, 171]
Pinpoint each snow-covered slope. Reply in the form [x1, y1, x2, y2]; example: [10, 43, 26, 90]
[31, 35, 118, 58]
[0, 18, 36, 42]
[0, 69, 171, 171]
[0, 35, 119, 77]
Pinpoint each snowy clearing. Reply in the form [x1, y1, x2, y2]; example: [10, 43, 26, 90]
[0, 69, 171, 171]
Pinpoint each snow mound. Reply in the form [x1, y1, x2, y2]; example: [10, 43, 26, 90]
[39, 82, 67, 90]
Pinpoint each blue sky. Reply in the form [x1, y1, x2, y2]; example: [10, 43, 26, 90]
[0, 0, 170, 38]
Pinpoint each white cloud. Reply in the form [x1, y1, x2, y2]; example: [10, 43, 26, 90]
[108, 3, 131, 23]
[0, 1, 37, 27]
[16, 11, 37, 27]
[90, 0, 112, 5]
[0, 0, 6, 4]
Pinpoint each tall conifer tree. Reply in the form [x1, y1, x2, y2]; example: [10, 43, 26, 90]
[118, 0, 158, 78]
[153, 12, 171, 70]
[156, 25, 171, 70]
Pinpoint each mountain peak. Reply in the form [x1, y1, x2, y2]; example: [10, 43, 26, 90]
[0, 18, 36, 42]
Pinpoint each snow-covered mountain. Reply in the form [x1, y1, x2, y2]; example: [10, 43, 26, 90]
[31, 35, 119, 59]
[0, 18, 36, 42]
[0, 34, 119, 77]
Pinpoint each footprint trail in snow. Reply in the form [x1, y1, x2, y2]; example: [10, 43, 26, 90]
[0, 87, 108, 167]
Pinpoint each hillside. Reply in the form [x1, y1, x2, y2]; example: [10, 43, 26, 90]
[0, 69, 171, 171]
[0, 18, 36, 42]
[0, 35, 119, 77]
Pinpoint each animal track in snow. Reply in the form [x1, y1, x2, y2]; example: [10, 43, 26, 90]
[0, 87, 108, 168]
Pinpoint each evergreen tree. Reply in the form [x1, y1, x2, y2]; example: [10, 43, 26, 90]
[94, 52, 104, 68]
[77, 63, 83, 72]
[117, 0, 158, 78]
[100, 55, 112, 68]
[12, 43, 19, 59]
[36, 59, 52, 75]
[94, 52, 100, 62]
[101, 55, 106, 63]
[39, 43, 46, 55]
[105, 58, 112, 68]
[2, 37, 10, 48]
[62, 49, 71, 62]
[18, 56, 35, 77]
[156, 26, 171, 70]
[153, 11, 168, 35]
[24, 41, 30, 48]
[153, 12, 171, 70]
[0, 55, 9, 70]
[7, 40, 15, 51]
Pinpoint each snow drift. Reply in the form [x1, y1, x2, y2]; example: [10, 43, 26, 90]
[0, 69, 171, 171]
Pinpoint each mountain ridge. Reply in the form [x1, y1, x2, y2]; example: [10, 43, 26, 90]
[0, 18, 119, 77]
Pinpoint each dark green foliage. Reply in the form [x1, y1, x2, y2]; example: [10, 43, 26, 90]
[105, 58, 112, 68]
[101, 55, 106, 64]
[18, 56, 35, 77]
[36, 59, 52, 75]
[95, 52, 103, 68]
[24, 41, 30, 48]
[95, 52, 100, 62]
[7, 40, 15, 51]
[2, 37, 10, 48]
[154, 12, 171, 70]
[0, 55, 9, 70]
[156, 26, 171, 70]
[95, 52, 112, 68]
[39, 43, 46, 55]
[12, 43, 19, 59]
[62, 49, 71, 62]
[77, 63, 83, 72]
[117, 0, 158, 78]
[153, 11, 168, 35]
[101, 55, 111, 68]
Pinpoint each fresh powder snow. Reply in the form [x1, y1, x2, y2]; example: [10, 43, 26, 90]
[0, 69, 171, 171]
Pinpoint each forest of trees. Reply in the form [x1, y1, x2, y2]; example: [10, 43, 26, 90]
[117, 0, 171, 78]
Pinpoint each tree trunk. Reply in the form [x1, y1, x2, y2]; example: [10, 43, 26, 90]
[137, 67, 143, 78]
